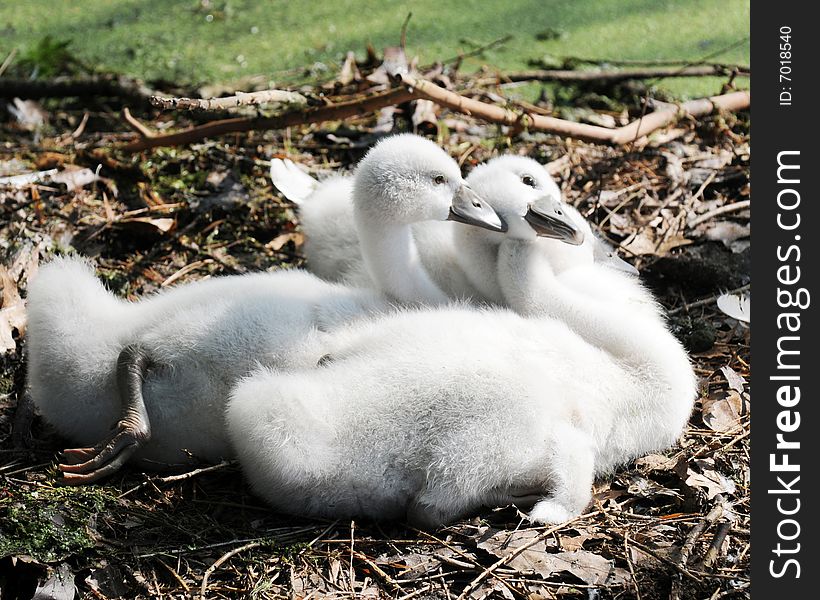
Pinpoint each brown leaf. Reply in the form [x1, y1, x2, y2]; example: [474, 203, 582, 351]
[634, 454, 678, 472]
[626, 473, 682, 500]
[684, 458, 736, 499]
[0, 265, 27, 353]
[720, 365, 747, 394]
[266, 231, 304, 251]
[476, 529, 628, 585]
[702, 390, 746, 432]
[117, 217, 176, 234]
[9, 98, 48, 130]
[51, 165, 101, 191]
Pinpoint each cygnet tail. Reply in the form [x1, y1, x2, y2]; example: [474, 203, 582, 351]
[26, 256, 127, 369]
[26, 255, 130, 443]
[270, 158, 317, 205]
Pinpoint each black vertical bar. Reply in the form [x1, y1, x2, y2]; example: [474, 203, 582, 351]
[752, 2, 817, 595]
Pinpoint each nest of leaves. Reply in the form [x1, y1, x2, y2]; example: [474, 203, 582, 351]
[0, 51, 749, 599]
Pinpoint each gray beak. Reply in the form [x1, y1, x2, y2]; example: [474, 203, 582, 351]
[525, 196, 584, 246]
[448, 185, 507, 233]
[593, 241, 639, 275]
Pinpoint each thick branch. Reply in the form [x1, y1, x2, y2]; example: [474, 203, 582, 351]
[150, 89, 307, 112]
[122, 86, 414, 151]
[120, 74, 749, 151]
[400, 74, 750, 145]
[495, 65, 749, 84]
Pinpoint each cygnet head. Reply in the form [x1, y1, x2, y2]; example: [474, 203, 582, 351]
[352, 134, 504, 231]
[466, 156, 582, 243]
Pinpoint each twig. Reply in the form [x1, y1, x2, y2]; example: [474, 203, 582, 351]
[397, 584, 434, 600]
[70, 112, 90, 139]
[619, 535, 703, 583]
[702, 521, 732, 568]
[349, 520, 356, 596]
[428, 35, 512, 69]
[156, 558, 191, 593]
[400, 13, 412, 50]
[667, 284, 750, 316]
[456, 510, 601, 600]
[493, 65, 748, 84]
[352, 550, 405, 595]
[688, 200, 751, 228]
[0, 47, 18, 78]
[200, 540, 267, 599]
[623, 533, 643, 600]
[121, 107, 155, 139]
[150, 89, 307, 112]
[678, 495, 725, 566]
[560, 55, 750, 70]
[117, 459, 236, 498]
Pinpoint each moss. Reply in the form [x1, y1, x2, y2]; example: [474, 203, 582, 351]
[0, 485, 115, 562]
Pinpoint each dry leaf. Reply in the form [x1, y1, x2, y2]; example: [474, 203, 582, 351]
[476, 529, 628, 585]
[626, 473, 682, 499]
[51, 166, 101, 191]
[702, 390, 746, 432]
[720, 365, 747, 394]
[117, 217, 176, 234]
[634, 454, 679, 472]
[266, 231, 304, 251]
[0, 265, 27, 353]
[9, 97, 48, 130]
[684, 458, 737, 499]
[703, 221, 750, 246]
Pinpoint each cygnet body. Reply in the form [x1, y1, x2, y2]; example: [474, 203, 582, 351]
[226, 210, 695, 527]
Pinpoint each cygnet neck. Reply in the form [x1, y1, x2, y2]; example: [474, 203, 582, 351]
[356, 213, 449, 305]
[498, 238, 690, 386]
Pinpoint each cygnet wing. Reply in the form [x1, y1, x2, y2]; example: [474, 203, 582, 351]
[270, 158, 318, 205]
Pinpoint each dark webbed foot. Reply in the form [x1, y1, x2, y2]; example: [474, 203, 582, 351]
[59, 344, 152, 485]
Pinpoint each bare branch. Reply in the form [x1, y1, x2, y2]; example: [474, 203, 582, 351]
[122, 86, 415, 151]
[150, 89, 307, 112]
[120, 72, 749, 152]
[490, 65, 749, 84]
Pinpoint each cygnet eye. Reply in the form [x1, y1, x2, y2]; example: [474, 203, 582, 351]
[433, 175, 447, 185]
[556, 208, 563, 215]
[522, 175, 537, 187]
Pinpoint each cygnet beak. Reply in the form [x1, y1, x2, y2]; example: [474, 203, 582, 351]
[525, 196, 584, 246]
[448, 185, 507, 232]
[595, 246, 639, 275]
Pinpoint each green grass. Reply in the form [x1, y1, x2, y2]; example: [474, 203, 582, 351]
[2, 0, 749, 98]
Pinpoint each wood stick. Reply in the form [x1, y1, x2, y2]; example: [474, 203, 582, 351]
[688, 200, 751, 228]
[120, 73, 749, 151]
[492, 65, 749, 84]
[401, 73, 750, 145]
[200, 540, 266, 599]
[702, 521, 732, 568]
[678, 495, 725, 566]
[122, 85, 415, 151]
[150, 89, 307, 112]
